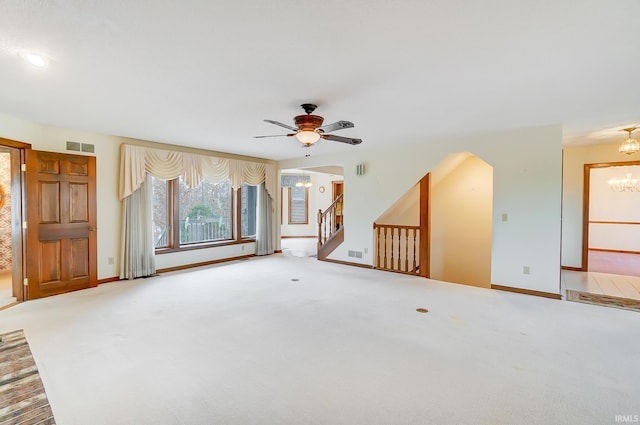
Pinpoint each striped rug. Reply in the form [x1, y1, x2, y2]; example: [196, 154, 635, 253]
[0, 329, 56, 424]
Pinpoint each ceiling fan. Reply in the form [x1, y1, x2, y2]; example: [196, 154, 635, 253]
[255, 103, 363, 156]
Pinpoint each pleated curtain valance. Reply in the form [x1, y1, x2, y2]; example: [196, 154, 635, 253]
[119, 144, 276, 200]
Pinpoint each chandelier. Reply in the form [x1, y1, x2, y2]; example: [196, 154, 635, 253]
[295, 171, 312, 188]
[618, 127, 639, 155]
[295, 179, 313, 188]
[608, 173, 640, 192]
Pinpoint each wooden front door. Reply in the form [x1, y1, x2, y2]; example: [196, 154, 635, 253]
[25, 151, 97, 299]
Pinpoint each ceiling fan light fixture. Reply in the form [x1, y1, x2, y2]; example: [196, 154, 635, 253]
[619, 127, 639, 155]
[258, 104, 363, 157]
[296, 130, 321, 145]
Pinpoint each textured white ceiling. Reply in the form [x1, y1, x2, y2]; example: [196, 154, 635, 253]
[0, 0, 639, 160]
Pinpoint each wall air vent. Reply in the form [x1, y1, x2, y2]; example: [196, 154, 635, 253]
[348, 250, 363, 259]
[66, 141, 81, 151]
[81, 143, 95, 153]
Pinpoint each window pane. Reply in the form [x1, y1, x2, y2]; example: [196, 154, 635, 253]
[151, 176, 169, 248]
[179, 177, 232, 243]
[288, 187, 308, 224]
[241, 184, 258, 238]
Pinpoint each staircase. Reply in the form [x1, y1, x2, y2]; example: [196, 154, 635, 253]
[317, 193, 344, 260]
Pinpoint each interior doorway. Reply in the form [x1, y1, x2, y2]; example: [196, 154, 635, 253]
[584, 162, 640, 277]
[0, 149, 14, 308]
[0, 139, 29, 309]
[280, 166, 344, 258]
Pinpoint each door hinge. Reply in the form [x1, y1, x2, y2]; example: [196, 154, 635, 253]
[21, 163, 26, 172]
[23, 278, 28, 286]
[22, 221, 27, 229]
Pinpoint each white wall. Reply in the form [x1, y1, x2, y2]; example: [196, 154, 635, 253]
[375, 183, 420, 226]
[0, 112, 271, 279]
[562, 144, 640, 267]
[430, 156, 493, 287]
[2, 111, 563, 293]
[280, 125, 563, 294]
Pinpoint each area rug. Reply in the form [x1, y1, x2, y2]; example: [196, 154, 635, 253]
[566, 290, 640, 312]
[0, 329, 56, 424]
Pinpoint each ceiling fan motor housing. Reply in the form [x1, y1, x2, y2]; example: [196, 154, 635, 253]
[294, 114, 324, 131]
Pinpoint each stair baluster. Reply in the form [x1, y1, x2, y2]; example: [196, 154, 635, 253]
[373, 223, 420, 276]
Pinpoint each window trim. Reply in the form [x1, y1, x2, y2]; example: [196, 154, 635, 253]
[288, 186, 309, 225]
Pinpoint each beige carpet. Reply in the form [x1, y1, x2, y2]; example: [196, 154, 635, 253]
[0, 329, 56, 424]
[0, 255, 639, 425]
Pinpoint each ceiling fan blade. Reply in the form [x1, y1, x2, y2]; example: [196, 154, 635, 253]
[253, 134, 295, 138]
[321, 134, 363, 145]
[264, 119, 298, 132]
[318, 120, 354, 133]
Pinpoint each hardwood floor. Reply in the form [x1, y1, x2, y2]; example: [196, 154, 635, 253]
[563, 270, 640, 300]
[562, 251, 640, 310]
[588, 250, 640, 277]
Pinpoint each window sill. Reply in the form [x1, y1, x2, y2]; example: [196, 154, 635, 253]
[155, 239, 255, 255]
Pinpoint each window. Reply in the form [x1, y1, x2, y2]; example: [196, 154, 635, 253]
[151, 175, 240, 251]
[241, 184, 258, 239]
[151, 176, 170, 248]
[288, 186, 308, 224]
[179, 177, 232, 244]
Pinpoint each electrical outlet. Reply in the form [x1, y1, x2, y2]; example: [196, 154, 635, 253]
[241, 245, 245, 251]
[501, 213, 508, 222]
[108, 257, 114, 265]
[364, 248, 368, 254]
[523, 266, 530, 275]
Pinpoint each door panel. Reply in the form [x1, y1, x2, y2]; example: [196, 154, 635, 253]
[26, 150, 97, 299]
[40, 181, 60, 223]
[70, 183, 88, 222]
[40, 241, 61, 283]
[70, 238, 89, 278]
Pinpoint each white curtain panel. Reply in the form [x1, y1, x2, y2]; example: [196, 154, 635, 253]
[256, 183, 275, 256]
[120, 174, 156, 279]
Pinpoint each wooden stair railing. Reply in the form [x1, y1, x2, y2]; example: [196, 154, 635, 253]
[318, 193, 343, 249]
[373, 223, 421, 275]
[317, 193, 344, 260]
[317, 226, 344, 260]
